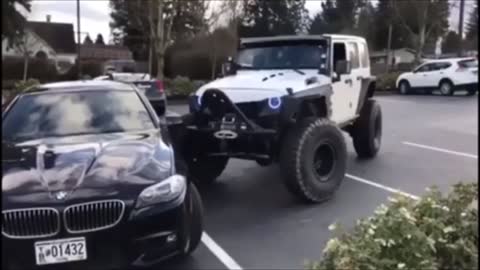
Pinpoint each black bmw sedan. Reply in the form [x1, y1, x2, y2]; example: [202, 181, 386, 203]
[1, 80, 203, 270]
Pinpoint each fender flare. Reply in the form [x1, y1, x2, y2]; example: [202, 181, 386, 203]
[280, 84, 333, 123]
[356, 76, 376, 115]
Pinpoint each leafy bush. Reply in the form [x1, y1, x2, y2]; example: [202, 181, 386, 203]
[165, 76, 197, 97]
[14, 78, 40, 93]
[310, 182, 478, 270]
[376, 72, 402, 91]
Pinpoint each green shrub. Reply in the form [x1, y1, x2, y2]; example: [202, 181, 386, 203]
[376, 72, 402, 91]
[165, 76, 197, 97]
[309, 182, 478, 270]
[14, 78, 40, 93]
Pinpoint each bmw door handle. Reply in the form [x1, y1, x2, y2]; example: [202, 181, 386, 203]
[356, 76, 362, 81]
[345, 79, 353, 85]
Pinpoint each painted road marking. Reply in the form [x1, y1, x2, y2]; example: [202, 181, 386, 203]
[346, 174, 420, 200]
[202, 232, 243, 270]
[403, 141, 478, 159]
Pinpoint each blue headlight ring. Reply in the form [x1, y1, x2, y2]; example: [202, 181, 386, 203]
[268, 96, 282, 109]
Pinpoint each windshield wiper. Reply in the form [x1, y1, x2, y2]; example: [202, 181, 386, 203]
[292, 69, 305, 75]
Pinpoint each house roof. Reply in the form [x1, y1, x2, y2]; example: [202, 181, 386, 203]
[26, 21, 76, 54]
[79, 44, 133, 60]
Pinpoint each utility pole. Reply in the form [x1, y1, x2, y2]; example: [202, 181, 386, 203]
[386, 24, 393, 73]
[76, 0, 82, 78]
[458, 0, 465, 57]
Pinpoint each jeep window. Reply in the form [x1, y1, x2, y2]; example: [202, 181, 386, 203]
[348, 42, 360, 69]
[333, 43, 347, 71]
[359, 42, 369, 68]
[236, 41, 328, 74]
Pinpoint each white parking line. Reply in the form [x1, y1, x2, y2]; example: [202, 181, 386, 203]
[202, 232, 243, 270]
[403, 141, 478, 159]
[346, 173, 420, 200]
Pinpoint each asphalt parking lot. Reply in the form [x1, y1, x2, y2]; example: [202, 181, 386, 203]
[159, 92, 478, 270]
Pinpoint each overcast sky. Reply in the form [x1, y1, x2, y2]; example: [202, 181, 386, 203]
[23, 0, 476, 44]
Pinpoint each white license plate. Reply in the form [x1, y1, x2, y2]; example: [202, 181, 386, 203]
[35, 237, 87, 265]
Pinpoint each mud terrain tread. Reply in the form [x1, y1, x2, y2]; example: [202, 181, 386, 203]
[280, 118, 346, 203]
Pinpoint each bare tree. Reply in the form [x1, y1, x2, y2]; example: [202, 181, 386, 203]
[15, 30, 40, 81]
[392, 0, 449, 63]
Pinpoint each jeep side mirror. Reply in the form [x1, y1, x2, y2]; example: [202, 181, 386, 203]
[335, 60, 351, 76]
[222, 56, 237, 76]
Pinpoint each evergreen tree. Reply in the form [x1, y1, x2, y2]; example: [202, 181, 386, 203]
[95, 34, 105, 45]
[83, 35, 93, 45]
[466, 1, 478, 49]
[442, 31, 462, 54]
[239, 0, 308, 37]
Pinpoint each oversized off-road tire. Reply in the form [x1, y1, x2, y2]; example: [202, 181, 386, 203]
[280, 118, 347, 203]
[187, 156, 228, 185]
[439, 79, 454, 96]
[398, 80, 411, 95]
[352, 99, 382, 159]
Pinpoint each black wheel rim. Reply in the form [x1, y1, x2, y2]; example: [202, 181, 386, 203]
[313, 142, 336, 182]
[373, 113, 382, 149]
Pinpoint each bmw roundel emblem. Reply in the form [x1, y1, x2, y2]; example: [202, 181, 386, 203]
[54, 191, 68, 200]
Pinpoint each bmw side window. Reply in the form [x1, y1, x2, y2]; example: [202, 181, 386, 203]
[436, 62, 451, 70]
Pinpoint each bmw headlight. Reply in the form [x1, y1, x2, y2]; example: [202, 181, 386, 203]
[136, 174, 186, 208]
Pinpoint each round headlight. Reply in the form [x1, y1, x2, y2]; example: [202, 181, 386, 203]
[268, 96, 282, 109]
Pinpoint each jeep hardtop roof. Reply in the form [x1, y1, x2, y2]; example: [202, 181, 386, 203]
[240, 34, 366, 45]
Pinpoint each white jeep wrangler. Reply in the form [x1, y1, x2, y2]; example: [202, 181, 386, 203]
[177, 35, 381, 203]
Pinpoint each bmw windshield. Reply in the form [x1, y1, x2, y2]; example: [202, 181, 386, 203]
[235, 40, 329, 75]
[2, 90, 155, 142]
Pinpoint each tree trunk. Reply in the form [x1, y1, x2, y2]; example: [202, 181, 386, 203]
[415, 25, 427, 63]
[211, 39, 217, 80]
[23, 55, 29, 82]
[156, 0, 165, 80]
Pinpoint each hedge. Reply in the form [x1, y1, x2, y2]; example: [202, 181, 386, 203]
[309, 182, 478, 270]
[376, 72, 403, 91]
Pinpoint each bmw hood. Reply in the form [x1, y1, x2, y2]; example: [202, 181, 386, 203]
[2, 131, 173, 206]
[196, 69, 331, 103]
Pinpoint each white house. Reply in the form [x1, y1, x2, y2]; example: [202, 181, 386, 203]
[2, 16, 77, 74]
[370, 48, 417, 65]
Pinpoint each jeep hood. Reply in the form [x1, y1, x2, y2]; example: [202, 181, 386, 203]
[196, 70, 331, 103]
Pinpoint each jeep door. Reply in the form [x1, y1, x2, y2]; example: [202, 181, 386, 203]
[346, 41, 364, 117]
[330, 42, 352, 124]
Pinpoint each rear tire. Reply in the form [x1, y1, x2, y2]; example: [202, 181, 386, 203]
[352, 99, 382, 159]
[187, 156, 228, 185]
[466, 86, 477, 96]
[280, 118, 347, 203]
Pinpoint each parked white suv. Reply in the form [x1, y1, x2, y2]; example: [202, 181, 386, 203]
[396, 57, 478, 96]
[175, 35, 381, 203]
